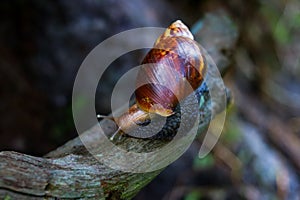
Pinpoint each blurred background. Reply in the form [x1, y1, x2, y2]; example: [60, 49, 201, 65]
[1, 0, 300, 199]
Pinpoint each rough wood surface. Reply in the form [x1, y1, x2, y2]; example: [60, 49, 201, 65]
[0, 11, 237, 200]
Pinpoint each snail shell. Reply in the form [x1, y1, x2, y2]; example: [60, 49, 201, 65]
[113, 20, 207, 138]
[135, 20, 206, 116]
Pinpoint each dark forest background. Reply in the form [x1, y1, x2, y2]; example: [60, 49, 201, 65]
[0, 0, 300, 199]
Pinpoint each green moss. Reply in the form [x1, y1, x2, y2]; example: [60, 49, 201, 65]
[293, 13, 300, 27]
[220, 107, 242, 145]
[274, 20, 290, 44]
[121, 171, 161, 199]
[184, 190, 202, 200]
[4, 195, 11, 200]
[193, 153, 215, 170]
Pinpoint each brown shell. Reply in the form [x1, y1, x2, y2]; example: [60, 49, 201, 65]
[135, 20, 206, 116]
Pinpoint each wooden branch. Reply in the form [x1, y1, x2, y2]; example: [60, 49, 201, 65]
[0, 11, 237, 199]
[1, 116, 176, 199]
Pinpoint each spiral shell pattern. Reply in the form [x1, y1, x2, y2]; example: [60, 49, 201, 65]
[135, 20, 206, 116]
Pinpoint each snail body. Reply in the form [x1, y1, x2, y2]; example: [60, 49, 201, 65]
[110, 20, 207, 139]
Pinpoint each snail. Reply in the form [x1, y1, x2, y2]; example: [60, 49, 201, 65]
[98, 20, 207, 140]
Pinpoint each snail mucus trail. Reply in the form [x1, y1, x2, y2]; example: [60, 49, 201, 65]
[98, 20, 207, 140]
